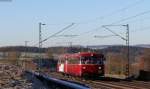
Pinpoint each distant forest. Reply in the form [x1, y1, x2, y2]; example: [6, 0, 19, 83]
[0, 45, 148, 58]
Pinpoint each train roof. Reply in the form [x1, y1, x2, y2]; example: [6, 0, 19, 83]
[59, 52, 104, 60]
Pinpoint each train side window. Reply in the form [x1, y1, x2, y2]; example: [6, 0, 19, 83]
[68, 58, 79, 64]
[99, 58, 105, 64]
[81, 57, 91, 64]
[81, 56, 104, 64]
[62, 60, 65, 64]
[81, 57, 85, 64]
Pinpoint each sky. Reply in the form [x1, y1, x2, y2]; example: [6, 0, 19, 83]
[0, 0, 150, 47]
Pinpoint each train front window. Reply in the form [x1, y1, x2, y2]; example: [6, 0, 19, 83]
[81, 56, 104, 64]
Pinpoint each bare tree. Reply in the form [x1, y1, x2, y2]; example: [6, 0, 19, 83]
[46, 49, 54, 59]
[7, 51, 21, 65]
[105, 52, 127, 78]
[141, 49, 150, 71]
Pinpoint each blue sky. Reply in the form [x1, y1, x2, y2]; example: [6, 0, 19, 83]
[0, 0, 150, 47]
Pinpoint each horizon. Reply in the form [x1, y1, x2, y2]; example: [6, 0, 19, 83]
[0, 43, 150, 48]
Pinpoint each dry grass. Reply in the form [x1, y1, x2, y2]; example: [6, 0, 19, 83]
[105, 52, 129, 78]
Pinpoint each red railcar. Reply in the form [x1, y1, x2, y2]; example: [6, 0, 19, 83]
[57, 52, 105, 77]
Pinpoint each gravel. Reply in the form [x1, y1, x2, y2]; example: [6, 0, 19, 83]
[0, 64, 32, 89]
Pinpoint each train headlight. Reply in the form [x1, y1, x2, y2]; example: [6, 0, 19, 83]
[99, 67, 101, 69]
[82, 67, 86, 69]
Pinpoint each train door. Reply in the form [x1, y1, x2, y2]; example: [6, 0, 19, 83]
[65, 60, 68, 73]
[58, 60, 65, 72]
[59, 64, 64, 72]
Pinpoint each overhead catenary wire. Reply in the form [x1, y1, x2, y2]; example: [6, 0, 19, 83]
[131, 26, 150, 33]
[77, 0, 148, 35]
[73, 0, 148, 47]
[102, 25, 127, 41]
[52, 35, 78, 37]
[94, 35, 117, 38]
[110, 10, 150, 25]
[98, 10, 150, 39]
[117, 15, 150, 25]
[58, 23, 79, 36]
[42, 23, 74, 42]
[33, 0, 145, 43]
[94, 25, 150, 39]
[78, 9, 150, 37]
[34, 0, 146, 42]
[77, 0, 145, 24]
[78, 27, 102, 36]
[33, 0, 147, 47]
[33, 23, 75, 46]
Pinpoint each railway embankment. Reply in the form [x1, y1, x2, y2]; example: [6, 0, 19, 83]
[0, 64, 32, 89]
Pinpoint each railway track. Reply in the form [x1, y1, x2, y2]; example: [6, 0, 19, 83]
[93, 81, 148, 89]
[46, 72, 150, 89]
[89, 81, 132, 89]
[133, 81, 150, 85]
[118, 81, 150, 89]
